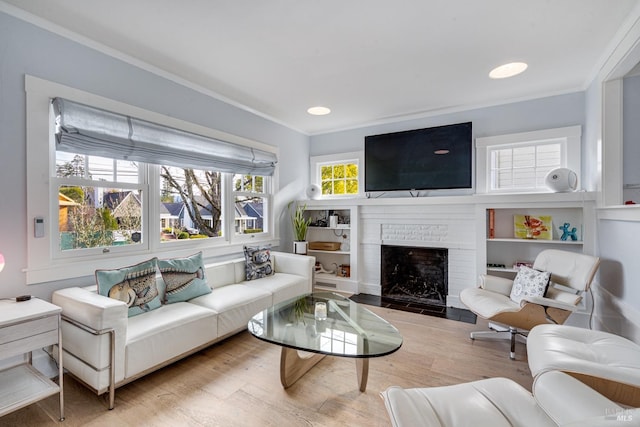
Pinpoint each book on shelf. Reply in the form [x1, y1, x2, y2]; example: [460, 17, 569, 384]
[488, 209, 495, 239]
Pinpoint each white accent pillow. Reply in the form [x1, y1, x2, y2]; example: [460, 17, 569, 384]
[510, 266, 551, 304]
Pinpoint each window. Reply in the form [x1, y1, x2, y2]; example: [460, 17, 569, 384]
[25, 76, 277, 284]
[159, 166, 223, 241]
[476, 126, 581, 194]
[232, 174, 268, 235]
[310, 152, 363, 198]
[55, 152, 145, 255]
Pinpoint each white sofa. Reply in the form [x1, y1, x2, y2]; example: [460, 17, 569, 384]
[52, 251, 314, 409]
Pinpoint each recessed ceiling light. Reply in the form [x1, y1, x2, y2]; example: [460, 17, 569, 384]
[307, 106, 331, 116]
[489, 62, 528, 79]
[434, 149, 450, 155]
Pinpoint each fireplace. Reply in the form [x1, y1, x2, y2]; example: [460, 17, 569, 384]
[381, 245, 448, 306]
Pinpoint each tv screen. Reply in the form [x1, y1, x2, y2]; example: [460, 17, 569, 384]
[364, 122, 473, 193]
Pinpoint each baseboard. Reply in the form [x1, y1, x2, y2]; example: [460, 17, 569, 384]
[592, 285, 640, 342]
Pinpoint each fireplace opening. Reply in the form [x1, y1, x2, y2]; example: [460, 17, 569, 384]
[381, 245, 448, 307]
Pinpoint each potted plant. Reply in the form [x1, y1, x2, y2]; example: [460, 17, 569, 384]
[290, 202, 311, 254]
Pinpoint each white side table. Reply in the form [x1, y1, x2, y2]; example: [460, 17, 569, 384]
[0, 298, 64, 421]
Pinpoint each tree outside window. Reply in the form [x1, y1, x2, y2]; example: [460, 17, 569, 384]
[320, 163, 358, 196]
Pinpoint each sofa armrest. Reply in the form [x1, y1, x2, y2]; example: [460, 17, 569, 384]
[52, 287, 128, 398]
[53, 286, 128, 332]
[478, 274, 513, 296]
[272, 251, 315, 293]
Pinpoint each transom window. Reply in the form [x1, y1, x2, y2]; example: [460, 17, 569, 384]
[310, 152, 363, 199]
[320, 162, 359, 196]
[489, 141, 562, 191]
[476, 126, 581, 194]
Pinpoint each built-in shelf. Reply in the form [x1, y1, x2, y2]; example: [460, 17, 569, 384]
[487, 267, 520, 273]
[308, 249, 350, 255]
[315, 272, 354, 283]
[487, 238, 583, 245]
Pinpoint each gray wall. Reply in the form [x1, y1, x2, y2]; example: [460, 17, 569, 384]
[310, 92, 586, 168]
[0, 12, 309, 299]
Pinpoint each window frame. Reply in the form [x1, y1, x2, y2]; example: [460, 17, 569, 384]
[475, 126, 581, 194]
[25, 75, 278, 284]
[309, 151, 363, 199]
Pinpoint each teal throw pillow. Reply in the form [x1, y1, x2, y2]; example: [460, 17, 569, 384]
[96, 258, 162, 317]
[158, 252, 211, 303]
[244, 245, 274, 281]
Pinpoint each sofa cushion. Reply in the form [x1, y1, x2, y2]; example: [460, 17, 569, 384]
[189, 284, 272, 337]
[509, 266, 551, 304]
[96, 257, 162, 317]
[125, 302, 218, 378]
[244, 245, 274, 280]
[244, 273, 308, 305]
[158, 252, 211, 304]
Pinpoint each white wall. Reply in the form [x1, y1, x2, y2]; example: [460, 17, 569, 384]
[624, 74, 640, 202]
[0, 12, 309, 300]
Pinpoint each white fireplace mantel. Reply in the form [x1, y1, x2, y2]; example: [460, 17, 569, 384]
[302, 192, 597, 309]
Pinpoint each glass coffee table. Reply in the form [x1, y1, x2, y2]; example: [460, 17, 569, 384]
[248, 292, 403, 391]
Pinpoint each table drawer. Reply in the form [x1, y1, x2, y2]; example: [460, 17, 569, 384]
[0, 329, 59, 360]
[0, 316, 59, 360]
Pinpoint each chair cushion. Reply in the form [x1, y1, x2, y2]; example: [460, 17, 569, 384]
[381, 377, 556, 427]
[509, 266, 550, 304]
[528, 324, 640, 388]
[460, 287, 520, 319]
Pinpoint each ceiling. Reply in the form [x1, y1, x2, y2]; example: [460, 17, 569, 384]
[4, 0, 640, 135]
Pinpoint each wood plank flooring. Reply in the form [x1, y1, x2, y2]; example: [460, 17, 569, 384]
[2, 306, 533, 426]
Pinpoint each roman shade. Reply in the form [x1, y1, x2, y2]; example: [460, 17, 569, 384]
[52, 98, 277, 175]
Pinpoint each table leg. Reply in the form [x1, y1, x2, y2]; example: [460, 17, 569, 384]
[58, 315, 65, 421]
[356, 358, 369, 392]
[280, 347, 325, 388]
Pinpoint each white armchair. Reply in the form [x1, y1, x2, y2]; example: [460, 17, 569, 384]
[381, 370, 638, 427]
[460, 249, 600, 359]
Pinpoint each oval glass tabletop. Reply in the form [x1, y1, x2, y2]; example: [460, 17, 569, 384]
[248, 292, 403, 358]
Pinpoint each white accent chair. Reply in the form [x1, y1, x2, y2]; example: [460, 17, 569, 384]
[460, 249, 600, 359]
[381, 370, 639, 427]
[528, 324, 640, 408]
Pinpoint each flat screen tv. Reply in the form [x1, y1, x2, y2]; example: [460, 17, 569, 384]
[364, 122, 473, 193]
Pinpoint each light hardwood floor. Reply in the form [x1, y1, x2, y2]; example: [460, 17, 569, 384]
[3, 306, 533, 426]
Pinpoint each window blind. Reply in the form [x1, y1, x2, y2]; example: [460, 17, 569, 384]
[52, 98, 277, 175]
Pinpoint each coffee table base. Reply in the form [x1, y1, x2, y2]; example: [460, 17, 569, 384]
[280, 347, 369, 392]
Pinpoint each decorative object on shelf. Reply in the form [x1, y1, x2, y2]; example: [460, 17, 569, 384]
[487, 263, 506, 269]
[308, 241, 341, 251]
[336, 264, 350, 278]
[513, 261, 533, 270]
[514, 214, 552, 240]
[545, 168, 578, 192]
[306, 184, 321, 200]
[315, 262, 334, 274]
[290, 202, 312, 254]
[329, 215, 338, 228]
[559, 222, 578, 241]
